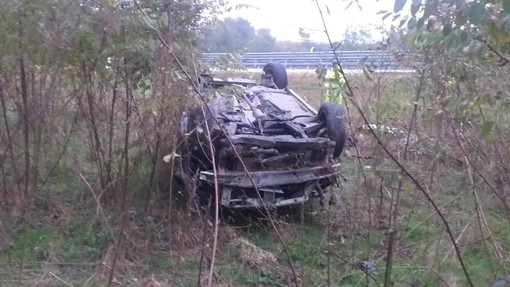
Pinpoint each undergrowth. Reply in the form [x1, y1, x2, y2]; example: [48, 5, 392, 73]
[2, 70, 510, 287]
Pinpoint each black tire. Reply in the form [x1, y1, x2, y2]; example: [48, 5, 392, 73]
[317, 102, 347, 158]
[263, 62, 288, 89]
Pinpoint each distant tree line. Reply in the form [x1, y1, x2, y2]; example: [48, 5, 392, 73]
[199, 17, 380, 53]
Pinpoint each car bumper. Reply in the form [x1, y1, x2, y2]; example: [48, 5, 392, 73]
[199, 162, 342, 188]
[199, 162, 341, 208]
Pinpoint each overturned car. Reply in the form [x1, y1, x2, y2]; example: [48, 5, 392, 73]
[178, 63, 347, 209]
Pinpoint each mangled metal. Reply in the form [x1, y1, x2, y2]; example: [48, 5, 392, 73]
[179, 63, 348, 209]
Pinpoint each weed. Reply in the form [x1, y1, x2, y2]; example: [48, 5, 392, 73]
[4, 226, 55, 268]
[2, 65, 510, 287]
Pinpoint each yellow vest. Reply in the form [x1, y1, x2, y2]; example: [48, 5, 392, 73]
[324, 69, 346, 104]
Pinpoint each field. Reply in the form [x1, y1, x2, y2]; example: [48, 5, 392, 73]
[1, 68, 509, 287]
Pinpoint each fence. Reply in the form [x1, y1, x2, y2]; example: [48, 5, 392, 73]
[201, 51, 410, 70]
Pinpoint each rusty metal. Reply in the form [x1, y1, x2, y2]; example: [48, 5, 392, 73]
[179, 63, 346, 209]
[224, 135, 335, 150]
[199, 162, 341, 188]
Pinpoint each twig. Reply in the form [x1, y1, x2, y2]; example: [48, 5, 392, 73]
[39, 104, 80, 190]
[331, 252, 381, 286]
[440, 222, 471, 265]
[451, 117, 502, 269]
[167, 140, 177, 265]
[474, 38, 510, 66]
[326, 205, 331, 287]
[102, 262, 134, 284]
[202, 104, 220, 287]
[197, 206, 211, 286]
[106, 54, 135, 285]
[0, 74, 23, 197]
[107, 211, 129, 287]
[313, 1, 474, 286]
[49, 272, 73, 287]
[82, 272, 97, 286]
[384, 52, 428, 287]
[314, 4, 377, 286]
[79, 173, 115, 241]
[133, 1, 299, 284]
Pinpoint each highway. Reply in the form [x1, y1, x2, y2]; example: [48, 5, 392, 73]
[202, 51, 412, 71]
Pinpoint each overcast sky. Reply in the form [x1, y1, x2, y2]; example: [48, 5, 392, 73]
[223, 0, 407, 42]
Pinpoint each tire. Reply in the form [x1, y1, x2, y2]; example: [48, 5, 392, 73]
[317, 102, 347, 158]
[263, 62, 288, 89]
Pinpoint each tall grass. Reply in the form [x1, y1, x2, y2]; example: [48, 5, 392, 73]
[1, 1, 510, 286]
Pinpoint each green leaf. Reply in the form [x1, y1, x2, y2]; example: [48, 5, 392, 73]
[399, 15, 409, 28]
[480, 121, 494, 139]
[460, 30, 469, 45]
[394, 0, 407, 13]
[383, 11, 393, 20]
[469, 1, 485, 25]
[475, 44, 487, 59]
[444, 34, 456, 51]
[407, 16, 417, 29]
[504, 1, 510, 14]
[403, 181, 414, 193]
[442, 22, 452, 36]
[497, 14, 510, 30]
[417, 17, 426, 29]
[473, 95, 491, 106]
[411, 4, 420, 16]
[423, 2, 436, 17]
[423, 32, 443, 45]
[455, 10, 468, 26]
[158, 12, 169, 28]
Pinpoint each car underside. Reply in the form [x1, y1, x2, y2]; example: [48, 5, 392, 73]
[178, 63, 347, 209]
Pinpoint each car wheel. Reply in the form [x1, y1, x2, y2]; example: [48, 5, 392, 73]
[317, 102, 347, 158]
[263, 62, 288, 89]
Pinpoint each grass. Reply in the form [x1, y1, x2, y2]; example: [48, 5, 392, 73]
[227, 202, 510, 286]
[1, 70, 510, 287]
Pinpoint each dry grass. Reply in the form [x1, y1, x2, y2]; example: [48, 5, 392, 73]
[2, 66, 510, 286]
[230, 237, 278, 268]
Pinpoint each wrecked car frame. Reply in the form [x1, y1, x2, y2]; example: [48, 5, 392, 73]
[179, 63, 347, 209]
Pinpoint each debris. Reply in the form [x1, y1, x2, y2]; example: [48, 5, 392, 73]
[179, 63, 348, 210]
[231, 237, 278, 269]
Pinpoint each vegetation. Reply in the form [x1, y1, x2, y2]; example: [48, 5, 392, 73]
[1, 0, 510, 286]
[0, 0, 217, 285]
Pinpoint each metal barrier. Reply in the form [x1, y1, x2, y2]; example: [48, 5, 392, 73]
[202, 51, 408, 70]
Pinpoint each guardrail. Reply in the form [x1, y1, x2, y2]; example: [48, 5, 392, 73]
[202, 51, 409, 70]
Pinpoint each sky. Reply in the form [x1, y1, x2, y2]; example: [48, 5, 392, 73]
[223, 0, 406, 43]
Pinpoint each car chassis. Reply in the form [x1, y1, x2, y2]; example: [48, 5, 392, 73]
[179, 63, 347, 209]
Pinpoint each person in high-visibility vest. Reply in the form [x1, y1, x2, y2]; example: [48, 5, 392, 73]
[323, 61, 347, 105]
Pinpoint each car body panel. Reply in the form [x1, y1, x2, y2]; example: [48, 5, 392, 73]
[181, 64, 343, 209]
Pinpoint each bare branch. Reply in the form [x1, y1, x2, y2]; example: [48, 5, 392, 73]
[313, 0, 474, 286]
